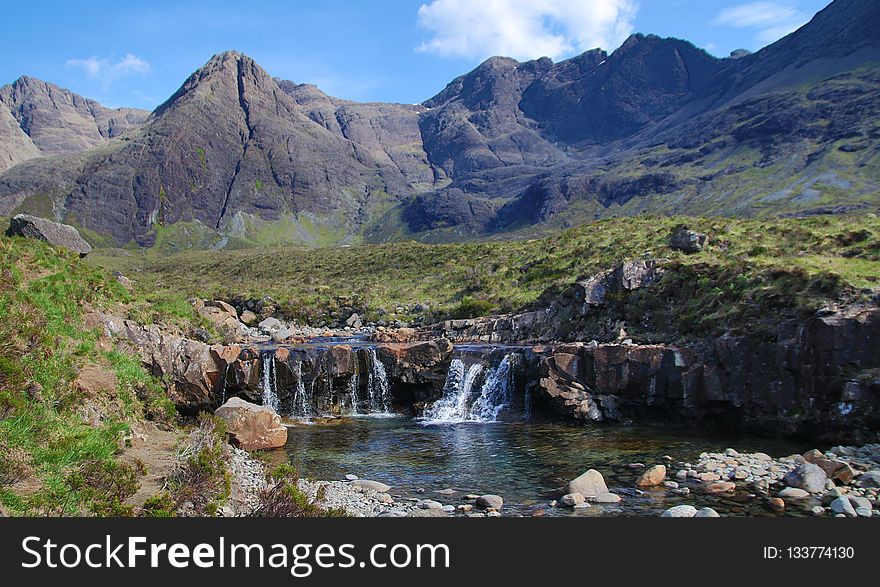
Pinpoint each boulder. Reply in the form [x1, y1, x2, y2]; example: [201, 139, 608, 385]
[476, 495, 504, 510]
[829, 496, 857, 517]
[6, 213, 92, 256]
[568, 469, 608, 497]
[783, 463, 828, 493]
[351, 480, 391, 493]
[214, 397, 287, 450]
[240, 310, 258, 325]
[661, 505, 698, 518]
[345, 313, 363, 329]
[636, 465, 667, 487]
[258, 317, 283, 333]
[669, 226, 707, 254]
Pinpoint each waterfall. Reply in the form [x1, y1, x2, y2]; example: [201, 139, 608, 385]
[347, 363, 360, 415]
[469, 354, 517, 421]
[260, 352, 280, 412]
[424, 358, 486, 423]
[367, 348, 391, 413]
[291, 359, 309, 417]
[220, 363, 229, 404]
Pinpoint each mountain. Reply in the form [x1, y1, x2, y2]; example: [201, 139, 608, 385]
[0, 0, 878, 248]
[0, 77, 148, 172]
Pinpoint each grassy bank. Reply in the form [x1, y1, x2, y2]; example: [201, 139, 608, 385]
[91, 215, 880, 339]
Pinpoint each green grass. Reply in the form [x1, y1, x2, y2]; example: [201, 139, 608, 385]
[90, 215, 880, 338]
[0, 237, 177, 515]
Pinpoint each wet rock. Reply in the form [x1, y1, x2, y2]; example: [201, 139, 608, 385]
[636, 464, 667, 487]
[476, 495, 504, 510]
[568, 469, 608, 497]
[351, 480, 391, 493]
[6, 213, 92, 256]
[661, 505, 698, 518]
[418, 500, 444, 510]
[784, 463, 828, 493]
[214, 397, 287, 450]
[704, 481, 736, 494]
[768, 498, 786, 511]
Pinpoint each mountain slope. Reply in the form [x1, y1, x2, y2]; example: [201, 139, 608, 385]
[0, 0, 877, 248]
[0, 77, 148, 172]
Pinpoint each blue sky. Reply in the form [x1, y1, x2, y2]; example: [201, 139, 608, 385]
[1, 0, 831, 109]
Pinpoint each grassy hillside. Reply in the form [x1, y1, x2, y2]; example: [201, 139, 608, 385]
[91, 215, 880, 339]
[0, 237, 180, 515]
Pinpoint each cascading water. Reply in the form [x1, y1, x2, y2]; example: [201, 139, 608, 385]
[367, 349, 391, 413]
[260, 352, 280, 412]
[347, 364, 360, 415]
[291, 359, 309, 417]
[425, 353, 518, 423]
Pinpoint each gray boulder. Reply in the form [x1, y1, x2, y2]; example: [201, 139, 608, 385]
[6, 213, 92, 256]
[857, 470, 880, 488]
[829, 496, 857, 517]
[669, 226, 707, 254]
[568, 469, 608, 497]
[351, 479, 391, 493]
[695, 507, 721, 518]
[476, 494, 504, 510]
[784, 463, 828, 493]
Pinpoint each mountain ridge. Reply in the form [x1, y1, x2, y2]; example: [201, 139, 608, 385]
[0, 0, 878, 248]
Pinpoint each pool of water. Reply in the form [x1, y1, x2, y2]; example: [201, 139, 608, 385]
[282, 416, 810, 517]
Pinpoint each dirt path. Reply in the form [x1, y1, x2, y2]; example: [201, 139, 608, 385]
[121, 423, 181, 508]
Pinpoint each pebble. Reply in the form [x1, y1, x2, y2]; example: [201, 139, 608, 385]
[811, 506, 825, 515]
[344, 474, 358, 481]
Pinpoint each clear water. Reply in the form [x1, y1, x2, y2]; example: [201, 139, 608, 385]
[283, 416, 810, 517]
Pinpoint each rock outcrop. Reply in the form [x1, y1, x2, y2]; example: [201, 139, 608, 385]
[6, 213, 92, 256]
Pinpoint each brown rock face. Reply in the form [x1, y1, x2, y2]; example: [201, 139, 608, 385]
[215, 397, 287, 450]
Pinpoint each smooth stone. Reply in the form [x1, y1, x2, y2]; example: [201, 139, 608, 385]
[344, 474, 359, 481]
[435, 488, 457, 495]
[661, 505, 698, 518]
[811, 506, 825, 515]
[418, 500, 444, 510]
[486, 511, 501, 517]
[568, 469, 608, 497]
[441, 505, 456, 513]
[457, 504, 473, 512]
[573, 503, 592, 510]
[697, 472, 720, 482]
[476, 494, 504, 510]
[705, 481, 736, 494]
[695, 507, 720, 518]
[783, 463, 828, 493]
[830, 496, 857, 517]
[351, 479, 391, 493]
[636, 465, 667, 487]
[848, 496, 872, 512]
[778, 487, 810, 499]
[592, 492, 622, 504]
[768, 498, 785, 511]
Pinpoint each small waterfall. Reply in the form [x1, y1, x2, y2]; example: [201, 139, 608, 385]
[469, 354, 517, 421]
[291, 359, 309, 417]
[424, 358, 491, 423]
[260, 352, 280, 412]
[347, 363, 360, 415]
[367, 349, 391, 413]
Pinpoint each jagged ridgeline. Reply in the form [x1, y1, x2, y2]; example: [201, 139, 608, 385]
[1, 0, 879, 249]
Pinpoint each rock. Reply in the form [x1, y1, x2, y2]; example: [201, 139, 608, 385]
[6, 213, 92, 256]
[695, 507, 720, 518]
[857, 470, 880, 488]
[214, 397, 287, 450]
[848, 496, 872, 513]
[573, 503, 591, 510]
[675, 469, 688, 480]
[704, 481, 736, 494]
[830, 496, 857, 517]
[457, 504, 473, 512]
[376, 493, 394, 504]
[768, 497, 786, 511]
[239, 310, 258, 325]
[813, 457, 856, 485]
[669, 226, 707, 254]
[344, 474, 358, 481]
[803, 448, 823, 462]
[486, 511, 502, 517]
[697, 472, 720, 482]
[783, 463, 828, 493]
[441, 505, 455, 513]
[661, 505, 698, 518]
[592, 492, 622, 504]
[351, 480, 391, 493]
[418, 500, 444, 510]
[258, 317, 282, 333]
[811, 506, 825, 515]
[560, 493, 585, 507]
[636, 464, 667, 487]
[435, 488, 457, 495]
[778, 487, 810, 499]
[568, 469, 608, 497]
[476, 495, 504, 510]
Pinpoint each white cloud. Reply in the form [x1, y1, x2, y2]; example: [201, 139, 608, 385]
[66, 53, 151, 84]
[714, 2, 809, 47]
[416, 0, 638, 61]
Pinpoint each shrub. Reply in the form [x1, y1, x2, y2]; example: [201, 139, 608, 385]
[250, 464, 346, 518]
